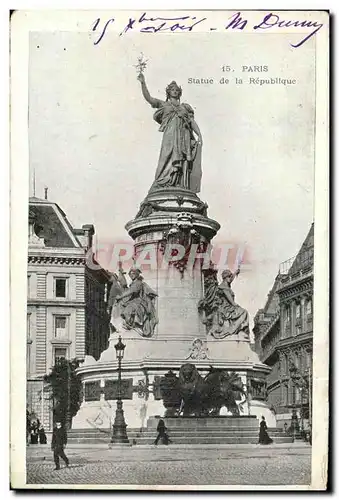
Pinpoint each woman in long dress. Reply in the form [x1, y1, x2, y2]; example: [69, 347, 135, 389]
[258, 416, 273, 445]
[137, 73, 203, 192]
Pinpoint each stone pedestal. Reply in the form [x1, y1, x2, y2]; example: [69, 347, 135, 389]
[73, 187, 276, 431]
[126, 187, 219, 342]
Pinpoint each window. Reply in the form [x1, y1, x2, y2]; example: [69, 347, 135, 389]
[54, 316, 68, 338]
[27, 343, 31, 376]
[27, 275, 31, 298]
[27, 313, 31, 339]
[306, 350, 312, 370]
[27, 313, 32, 376]
[55, 278, 67, 298]
[284, 353, 289, 375]
[294, 353, 300, 369]
[54, 347, 67, 363]
[284, 306, 291, 336]
[296, 303, 301, 319]
[284, 383, 289, 406]
[306, 299, 312, 317]
[295, 386, 301, 404]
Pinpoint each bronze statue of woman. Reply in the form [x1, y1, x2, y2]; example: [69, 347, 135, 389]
[115, 268, 158, 338]
[137, 73, 203, 192]
[199, 269, 250, 340]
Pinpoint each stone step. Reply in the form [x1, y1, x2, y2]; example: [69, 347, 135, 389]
[134, 436, 294, 445]
[67, 431, 291, 446]
[69, 429, 285, 440]
[148, 419, 259, 429]
[67, 435, 293, 445]
[68, 438, 111, 444]
[147, 423, 260, 428]
[70, 425, 269, 434]
[69, 427, 284, 437]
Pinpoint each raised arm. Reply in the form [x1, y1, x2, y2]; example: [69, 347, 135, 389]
[116, 279, 142, 301]
[137, 73, 162, 108]
[117, 263, 128, 289]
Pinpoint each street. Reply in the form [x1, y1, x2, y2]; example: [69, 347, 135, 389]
[26, 443, 311, 487]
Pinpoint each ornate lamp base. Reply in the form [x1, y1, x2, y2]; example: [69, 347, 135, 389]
[110, 399, 130, 445]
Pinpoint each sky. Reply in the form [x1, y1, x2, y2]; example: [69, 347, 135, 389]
[28, 29, 315, 324]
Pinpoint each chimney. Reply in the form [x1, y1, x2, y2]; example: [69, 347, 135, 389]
[82, 224, 95, 250]
[44, 187, 48, 200]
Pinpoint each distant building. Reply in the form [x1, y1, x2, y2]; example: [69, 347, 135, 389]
[27, 196, 111, 431]
[253, 224, 313, 429]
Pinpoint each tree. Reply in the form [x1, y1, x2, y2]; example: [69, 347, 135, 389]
[44, 358, 83, 429]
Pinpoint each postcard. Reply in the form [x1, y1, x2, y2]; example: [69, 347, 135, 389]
[10, 9, 329, 490]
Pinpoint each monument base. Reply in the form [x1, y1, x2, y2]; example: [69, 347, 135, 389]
[73, 357, 276, 430]
[147, 415, 259, 429]
[69, 414, 292, 445]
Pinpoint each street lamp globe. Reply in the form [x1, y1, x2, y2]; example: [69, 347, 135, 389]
[114, 336, 126, 360]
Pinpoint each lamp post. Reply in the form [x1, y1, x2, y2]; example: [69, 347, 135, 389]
[110, 336, 129, 445]
[289, 362, 308, 438]
[289, 362, 300, 439]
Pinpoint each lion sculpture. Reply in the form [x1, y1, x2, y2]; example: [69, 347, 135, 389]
[160, 363, 246, 417]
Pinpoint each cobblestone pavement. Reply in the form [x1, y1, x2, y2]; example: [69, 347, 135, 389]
[26, 444, 311, 487]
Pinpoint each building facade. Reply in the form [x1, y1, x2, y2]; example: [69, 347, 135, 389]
[253, 224, 313, 430]
[27, 196, 111, 431]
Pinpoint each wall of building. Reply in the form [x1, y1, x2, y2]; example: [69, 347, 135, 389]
[27, 263, 87, 377]
[85, 269, 110, 360]
[253, 225, 314, 429]
[27, 200, 111, 432]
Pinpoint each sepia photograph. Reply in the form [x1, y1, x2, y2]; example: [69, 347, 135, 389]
[10, 9, 329, 490]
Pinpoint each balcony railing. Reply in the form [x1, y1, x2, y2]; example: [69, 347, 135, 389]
[279, 256, 296, 275]
[280, 265, 313, 285]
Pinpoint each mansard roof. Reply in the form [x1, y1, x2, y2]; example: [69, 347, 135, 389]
[288, 223, 314, 275]
[29, 197, 83, 248]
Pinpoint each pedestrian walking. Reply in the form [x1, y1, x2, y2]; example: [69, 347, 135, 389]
[258, 416, 273, 445]
[51, 422, 69, 470]
[30, 422, 39, 444]
[154, 418, 172, 445]
[39, 427, 47, 444]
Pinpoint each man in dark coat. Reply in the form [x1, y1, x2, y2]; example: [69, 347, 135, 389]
[51, 422, 69, 470]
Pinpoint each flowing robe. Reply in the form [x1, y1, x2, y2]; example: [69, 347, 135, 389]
[108, 273, 127, 332]
[150, 99, 202, 192]
[120, 278, 158, 337]
[209, 281, 250, 339]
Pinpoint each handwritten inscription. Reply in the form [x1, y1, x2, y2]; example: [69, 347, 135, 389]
[91, 11, 324, 49]
[92, 13, 207, 44]
[122, 12, 207, 35]
[224, 12, 323, 48]
[252, 13, 323, 48]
